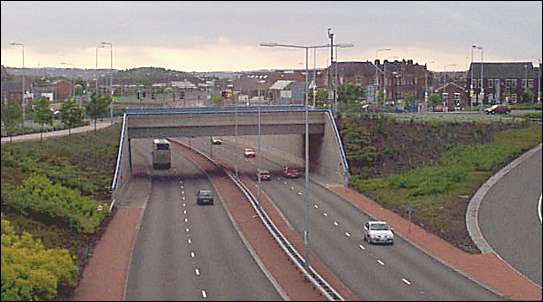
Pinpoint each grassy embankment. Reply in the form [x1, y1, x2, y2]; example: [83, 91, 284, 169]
[1, 124, 120, 300]
[341, 114, 541, 252]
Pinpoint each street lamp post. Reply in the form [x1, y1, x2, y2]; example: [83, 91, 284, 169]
[10, 42, 25, 124]
[375, 48, 391, 104]
[538, 59, 541, 103]
[260, 41, 339, 270]
[101, 42, 113, 124]
[95, 45, 105, 95]
[425, 60, 435, 112]
[470, 45, 476, 110]
[473, 46, 484, 111]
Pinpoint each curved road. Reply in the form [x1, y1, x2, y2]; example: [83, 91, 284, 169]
[478, 148, 542, 286]
[125, 139, 280, 300]
[186, 137, 501, 300]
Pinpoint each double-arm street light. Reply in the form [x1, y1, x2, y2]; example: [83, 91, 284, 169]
[101, 41, 114, 124]
[260, 41, 330, 270]
[10, 42, 25, 123]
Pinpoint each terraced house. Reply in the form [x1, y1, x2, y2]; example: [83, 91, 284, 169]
[466, 62, 542, 104]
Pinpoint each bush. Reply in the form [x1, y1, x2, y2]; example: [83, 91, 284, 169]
[1, 216, 78, 301]
[2, 176, 108, 234]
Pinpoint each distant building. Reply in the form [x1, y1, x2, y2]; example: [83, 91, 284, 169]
[434, 82, 468, 110]
[466, 62, 541, 104]
[33, 79, 73, 101]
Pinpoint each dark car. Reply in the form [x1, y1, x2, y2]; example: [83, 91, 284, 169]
[256, 169, 272, 181]
[485, 104, 511, 115]
[196, 190, 214, 205]
[283, 166, 301, 178]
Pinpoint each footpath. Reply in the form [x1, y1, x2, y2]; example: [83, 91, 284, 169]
[1, 121, 112, 144]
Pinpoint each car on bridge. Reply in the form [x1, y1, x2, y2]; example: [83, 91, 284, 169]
[256, 169, 272, 181]
[363, 221, 394, 245]
[196, 190, 214, 205]
[244, 148, 256, 158]
[211, 137, 223, 145]
[283, 166, 302, 178]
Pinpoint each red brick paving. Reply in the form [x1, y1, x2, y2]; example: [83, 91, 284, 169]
[329, 186, 542, 301]
[73, 207, 141, 301]
[173, 142, 329, 301]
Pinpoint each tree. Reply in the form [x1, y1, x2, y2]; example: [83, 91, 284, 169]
[428, 94, 441, 110]
[60, 98, 83, 135]
[376, 90, 385, 107]
[337, 83, 365, 114]
[84, 92, 111, 133]
[522, 89, 535, 103]
[403, 93, 415, 110]
[1, 102, 22, 143]
[32, 97, 53, 142]
[309, 88, 329, 108]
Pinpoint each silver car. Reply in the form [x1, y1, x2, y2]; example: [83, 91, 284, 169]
[363, 221, 394, 245]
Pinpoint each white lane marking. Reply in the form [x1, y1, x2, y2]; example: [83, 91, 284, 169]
[323, 212, 328, 217]
[291, 186, 295, 190]
[182, 203, 186, 207]
[184, 218, 188, 223]
[538, 194, 542, 224]
[359, 244, 366, 250]
[185, 228, 190, 233]
[284, 181, 288, 185]
[298, 191, 303, 195]
[334, 221, 339, 226]
[201, 290, 207, 299]
[183, 210, 187, 214]
[190, 251, 195, 258]
[345, 232, 351, 237]
[180, 185, 184, 189]
[195, 268, 200, 276]
[181, 191, 185, 195]
[377, 260, 385, 266]
[402, 278, 412, 285]
[314, 204, 319, 209]
[187, 238, 192, 244]
[182, 196, 185, 201]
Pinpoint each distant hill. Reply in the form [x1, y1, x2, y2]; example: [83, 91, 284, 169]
[113, 67, 202, 86]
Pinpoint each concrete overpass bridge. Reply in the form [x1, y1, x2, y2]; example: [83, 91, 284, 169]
[112, 106, 349, 195]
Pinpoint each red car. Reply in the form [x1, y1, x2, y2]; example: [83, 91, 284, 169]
[283, 166, 302, 178]
[244, 148, 256, 158]
[485, 104, 511, 115]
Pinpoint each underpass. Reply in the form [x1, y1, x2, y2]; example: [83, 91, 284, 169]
[124, 139, 280, 300]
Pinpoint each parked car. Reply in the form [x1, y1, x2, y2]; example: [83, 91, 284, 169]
[484, 104, 511, 115]
[433, 105, 446, 112]
[360, 103, 383, 113]
[256, 169, 272, 181]
[211, 137, 223, 145]
[196, 190, 214, 205]
[283, 166, 301, 178]
[363, 221, 394, 245]
[244, 148, 256, 158]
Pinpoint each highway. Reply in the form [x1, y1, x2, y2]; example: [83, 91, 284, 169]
[478, 147, 542, 286]
[185, 136, 502, 300]
[124, 139, 280, 300]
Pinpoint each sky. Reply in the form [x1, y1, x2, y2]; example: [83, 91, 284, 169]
[1, 1, 542, 72]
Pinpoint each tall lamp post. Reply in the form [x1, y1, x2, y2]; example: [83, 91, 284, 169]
[470, 45, 477, 110]
[95, 45, 105, 95]
[538, 59, 541, 104]
[375, 48, 391, 104]
[101, 41, 114, 124]
[260, 41, 331, 270]
[473, 46, 484, 111]
[424, 60, 435, 112]
[10, 42, 25, 124]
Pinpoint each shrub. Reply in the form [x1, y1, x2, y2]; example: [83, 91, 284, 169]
[1, 216, 78, 301]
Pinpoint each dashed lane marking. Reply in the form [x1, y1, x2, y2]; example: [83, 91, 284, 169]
[323, 212, 328, 217]
[190, 251, 195, 258]
[402, 278, 411, 285]
[201, 290, 207, 299]
[298, 191, 303, 195]
[359, 244, 365, 250]
[187, 238, 192, 244]
[314, 204, 319, 209]
[291, 186, 295, 190]
[184, 218, 188, 223]
[377, 260, 385, 266]
[195, 268, 200, 276]
[334, 221, 339, 226]
[186, 228, 190, 233]
[345, 232, 351, 237]
[183, 210, 187, 214]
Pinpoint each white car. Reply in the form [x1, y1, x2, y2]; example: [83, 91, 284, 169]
[363, 221, 394, 245]
[211, 137, 223, 145]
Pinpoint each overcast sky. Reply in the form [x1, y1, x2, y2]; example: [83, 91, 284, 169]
[1, 1, 541, 72]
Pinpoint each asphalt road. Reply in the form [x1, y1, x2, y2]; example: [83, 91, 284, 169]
[124, 139, 280, 300]
[479, 148, 542, 286]
[185, 137, 502, 301]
